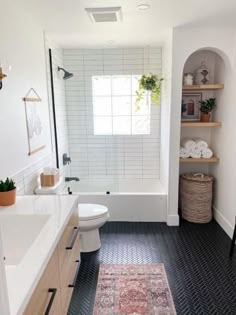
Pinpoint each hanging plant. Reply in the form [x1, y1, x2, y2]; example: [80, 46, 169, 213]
[135, 73, 164, 109]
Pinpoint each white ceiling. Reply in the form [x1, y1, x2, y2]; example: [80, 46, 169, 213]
[18, 0, 236, 48]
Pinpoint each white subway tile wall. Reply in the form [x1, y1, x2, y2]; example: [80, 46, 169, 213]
[13, 154, 55, 195]
[63, 47, 162, 180]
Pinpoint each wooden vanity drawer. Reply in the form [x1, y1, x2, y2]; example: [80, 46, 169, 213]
[58, 207, 80, 288]
[23, 206, 80, 315]
[59, 234, 80, 288]
[61, 287, 73, 315]
[23, 249, 61, 315]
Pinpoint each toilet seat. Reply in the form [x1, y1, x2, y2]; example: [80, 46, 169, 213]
[79, 204, 108, 221]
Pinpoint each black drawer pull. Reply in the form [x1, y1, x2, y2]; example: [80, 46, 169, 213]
[44, 288, 57, 315]
[66, 226, 80, 250]
[68, 260, 81, 288]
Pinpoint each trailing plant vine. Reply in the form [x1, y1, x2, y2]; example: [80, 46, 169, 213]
[135, 73, 164, 109]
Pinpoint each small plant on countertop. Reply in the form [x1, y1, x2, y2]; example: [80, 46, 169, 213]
[0, 177, 16, 192]
[135, 73, 164, 109]
[199, 98, 216, 114]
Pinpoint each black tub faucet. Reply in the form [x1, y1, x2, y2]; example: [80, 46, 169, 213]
[65, 177, 80, 182]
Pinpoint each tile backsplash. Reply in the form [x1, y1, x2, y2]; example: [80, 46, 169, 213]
[13, 154, 55, 195]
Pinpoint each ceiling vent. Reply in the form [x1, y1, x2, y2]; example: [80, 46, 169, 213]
[85, 7, 122, 23]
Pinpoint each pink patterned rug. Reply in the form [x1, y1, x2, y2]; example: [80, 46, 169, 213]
[93, 264, 176, 315]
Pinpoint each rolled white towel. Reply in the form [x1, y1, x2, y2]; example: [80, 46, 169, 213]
[181, 138, 196, 151]
[180, 147, 190, 159]
[201, 148, 213, 159]
[194, 138, 208, 151]
[190, 148, 201, 159]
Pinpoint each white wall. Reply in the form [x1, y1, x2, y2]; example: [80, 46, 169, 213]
[0, 2, 53, 183]
[63, 47, 162, 180]
[209, 33, 236, 237]
[160, 30, 179, 224]
[0, 2, 55, 312]
[169, 26, 236, 234]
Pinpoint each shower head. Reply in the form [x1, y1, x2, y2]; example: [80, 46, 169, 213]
[58, 66, 73, 80]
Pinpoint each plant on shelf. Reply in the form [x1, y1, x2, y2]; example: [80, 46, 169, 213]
[0, 177, 16, 206]
[199, 98, 216, 122]
[135, 73, 164, 110]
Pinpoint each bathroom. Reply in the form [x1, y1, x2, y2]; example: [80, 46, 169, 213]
[0, 1, 236, 314]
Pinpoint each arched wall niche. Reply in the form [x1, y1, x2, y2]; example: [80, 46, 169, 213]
[179, 47, 227, 174]
[167, 29, 236, 228]
[182, 48, 228, 86]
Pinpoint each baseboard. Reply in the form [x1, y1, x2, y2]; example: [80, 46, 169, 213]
[213, 206, 234, 238]
[167, 214, 179, 226]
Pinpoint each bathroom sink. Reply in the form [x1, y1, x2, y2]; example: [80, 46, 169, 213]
[0, 214, 50, 267]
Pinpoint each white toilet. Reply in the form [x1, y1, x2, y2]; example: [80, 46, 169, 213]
[79, 204, 110, 252]
[35, 181, 110, 253]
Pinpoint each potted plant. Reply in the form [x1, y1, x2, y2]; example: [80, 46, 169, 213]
[135, 73, 164, 109]
[0, 178, 16, 206]
[199, 98, 216, 122]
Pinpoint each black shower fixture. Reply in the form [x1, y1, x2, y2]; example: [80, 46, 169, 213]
[58, 66, 73, 80]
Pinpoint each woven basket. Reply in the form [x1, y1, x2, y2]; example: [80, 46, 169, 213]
[180, 173, 214, 223]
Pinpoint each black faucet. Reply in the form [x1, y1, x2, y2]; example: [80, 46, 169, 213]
[63, 153, 71, 165]
[65, 177, 80, 182]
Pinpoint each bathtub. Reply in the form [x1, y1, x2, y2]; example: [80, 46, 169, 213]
[63, 179, 167, 222]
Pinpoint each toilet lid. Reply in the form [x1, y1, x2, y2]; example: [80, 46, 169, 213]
[79, 204, 108, 220]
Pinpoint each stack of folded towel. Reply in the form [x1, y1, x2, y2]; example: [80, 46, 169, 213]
[180, 138, 213, 159]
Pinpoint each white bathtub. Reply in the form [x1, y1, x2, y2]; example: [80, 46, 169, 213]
[63, 179, 167, 222]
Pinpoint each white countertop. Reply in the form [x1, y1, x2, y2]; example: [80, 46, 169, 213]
[0, 195, 79, 315]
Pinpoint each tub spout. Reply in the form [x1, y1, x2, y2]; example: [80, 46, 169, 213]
[65, 177, 80, 182]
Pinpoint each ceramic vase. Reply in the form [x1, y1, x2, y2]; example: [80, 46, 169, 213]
[195, 61, 209, 85]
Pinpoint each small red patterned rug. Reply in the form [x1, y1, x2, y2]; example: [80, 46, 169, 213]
[93, 264, 176, 315]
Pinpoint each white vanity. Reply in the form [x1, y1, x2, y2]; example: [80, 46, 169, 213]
[0, 195, 80, 315]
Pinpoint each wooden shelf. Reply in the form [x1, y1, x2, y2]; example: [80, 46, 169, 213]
[182, 84, 224, 91]
[180, 157, 220, 163]
[181, 121, 222, 127]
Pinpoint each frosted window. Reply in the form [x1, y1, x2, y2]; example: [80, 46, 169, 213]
[93, 76, 111, 96]
[113, 116, 131, 135]
[132, 75, 140, 95]
[94, 117, 112, 135]
[132, 116, 150, 134]
[113, 96, 131, 116]
[92, 75, 150, 135]
[132, 95, 150, 116]
[93, 97, 111, 116]
[112, 76, 131, 96]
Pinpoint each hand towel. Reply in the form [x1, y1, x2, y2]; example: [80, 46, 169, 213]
[201, 148, 213, 159]
[194, 138, 208, 151]
[180, 147, 190, 159]
[181, 138, 196, 151]
[190, 148, 201, 159]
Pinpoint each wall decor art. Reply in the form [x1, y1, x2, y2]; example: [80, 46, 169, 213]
[181, 93, 202, 121]
[23, 88, 46, 155]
